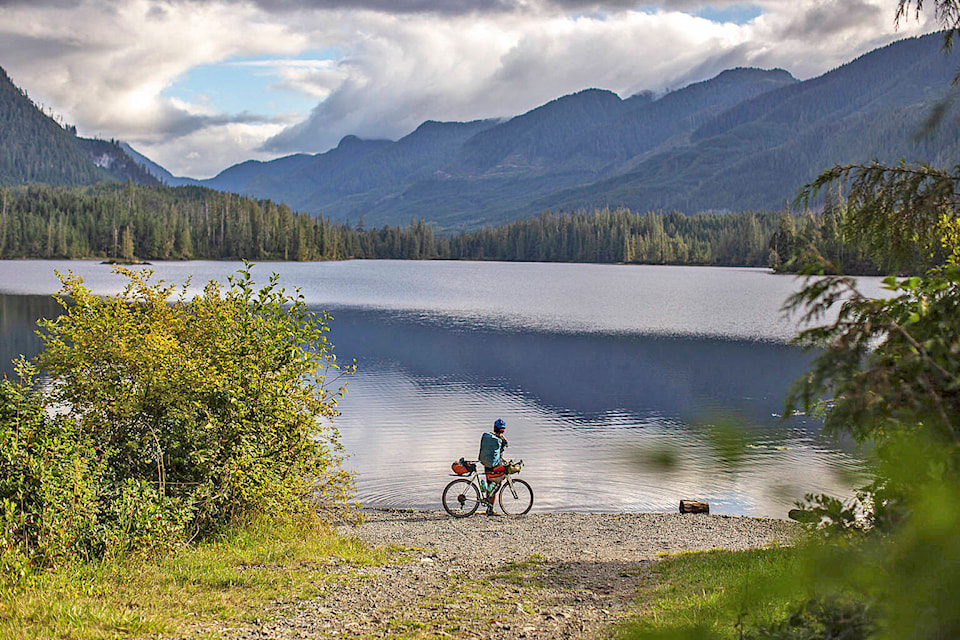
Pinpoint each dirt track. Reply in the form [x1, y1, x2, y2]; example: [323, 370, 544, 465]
[232, 509, 796, 639]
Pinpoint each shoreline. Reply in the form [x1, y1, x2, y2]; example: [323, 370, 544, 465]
[337, 508, 798, 565]
[233, 509, 798, 639]
[361, 505, 796, 520]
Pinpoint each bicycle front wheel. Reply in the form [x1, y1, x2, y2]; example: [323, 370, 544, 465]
[442, 478, 481, 518]
[498, 478, 534, 515]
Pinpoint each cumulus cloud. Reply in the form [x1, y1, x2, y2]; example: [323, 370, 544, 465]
[263, 0, 933, 155]
[135, 120, 290, 177]
[0, 0, 718, 15]
[0, 0, 942, 177]
[230, 58, 349, 98]
[0, 0, 309, 173]
[263, 9, 755, 153]
[776, 0, 884, 39]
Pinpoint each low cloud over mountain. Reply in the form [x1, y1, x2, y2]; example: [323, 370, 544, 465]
[0, 0, 937, 177]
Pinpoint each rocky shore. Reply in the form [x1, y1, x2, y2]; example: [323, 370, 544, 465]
[233, 509, 797, 640]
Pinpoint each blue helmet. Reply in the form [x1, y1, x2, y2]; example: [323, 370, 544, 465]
[494, 418, 506, 433]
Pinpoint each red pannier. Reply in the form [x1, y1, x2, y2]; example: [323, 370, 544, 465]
[451, 458, 477, 475]
[485, 465, 506, 480]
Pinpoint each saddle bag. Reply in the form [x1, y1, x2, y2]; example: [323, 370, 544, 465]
[451, 458, 476, 475]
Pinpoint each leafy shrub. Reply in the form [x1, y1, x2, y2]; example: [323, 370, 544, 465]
[0, 264, 355, 579]
[788, 493, 864, 537]
[746, 596, 875, 640]
[39, 265, 355, 533]
[0, 364, 114, 575]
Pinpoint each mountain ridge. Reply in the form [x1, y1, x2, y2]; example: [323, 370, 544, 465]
[0, 67, 157, 187]
[539, 32, 960, 216]
[173, 65, 798, 227]
[4, 32, 958, 230]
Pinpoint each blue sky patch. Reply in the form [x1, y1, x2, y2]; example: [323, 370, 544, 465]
[694, 4, 763, 25]
[163, 49, 339, 119]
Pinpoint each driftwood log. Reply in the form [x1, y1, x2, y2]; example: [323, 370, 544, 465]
[679, 500, 709, 514]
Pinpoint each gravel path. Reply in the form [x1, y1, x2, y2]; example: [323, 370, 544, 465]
[234, 509, 797, 640]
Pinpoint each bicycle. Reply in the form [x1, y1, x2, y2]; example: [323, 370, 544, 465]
[442, 459, 534, 517]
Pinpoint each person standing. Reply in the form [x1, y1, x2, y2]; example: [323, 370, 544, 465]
[478, 418, 508, 515]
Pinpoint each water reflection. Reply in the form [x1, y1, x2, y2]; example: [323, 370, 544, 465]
[0, 293, 59, 378]
[335, 365, 857, 516]
[0, 259, 892, 342]
[0, 276, 862, 517]
[328, 309, 858, 517]
[328, 308, 813, 425]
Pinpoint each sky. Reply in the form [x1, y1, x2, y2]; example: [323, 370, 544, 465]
[0, 0, 938, 179]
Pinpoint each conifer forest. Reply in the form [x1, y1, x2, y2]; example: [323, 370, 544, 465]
[0, 182, 896, 274]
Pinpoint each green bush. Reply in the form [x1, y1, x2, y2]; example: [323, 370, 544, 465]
[0, 265, 354, 579]
[0, 365, 109, 575]
[746, 596, 875, 640]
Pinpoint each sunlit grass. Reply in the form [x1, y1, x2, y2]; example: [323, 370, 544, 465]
[615, 546, 804, 640]
[0, 518, 387, 640]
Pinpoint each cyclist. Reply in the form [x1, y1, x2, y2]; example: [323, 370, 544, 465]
[478, 418, 509, 515]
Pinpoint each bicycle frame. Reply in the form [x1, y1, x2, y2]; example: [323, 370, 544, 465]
[448, 461, 523, 499]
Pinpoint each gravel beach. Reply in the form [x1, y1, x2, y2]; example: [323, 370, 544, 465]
[233, 509, 797, 640]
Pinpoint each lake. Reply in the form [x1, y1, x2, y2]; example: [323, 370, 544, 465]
[0, 260, 887, 517]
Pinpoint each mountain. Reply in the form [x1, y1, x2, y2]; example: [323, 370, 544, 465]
[0, 66, 104, 185]
[198, 119, 498, 216]
[540, 32, 960, 215]
[189, 67, 796, 228]
[0, 66, 157, 186]
[76, 138, 160, 185]
[388, 67, 799, 226]
[120, 142, 199, 187]
[447, 88, 625, 176]
[27, 31, 955, 229]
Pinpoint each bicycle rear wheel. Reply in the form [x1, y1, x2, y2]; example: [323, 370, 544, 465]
[498, 478, 534, 515]
[442, 478, 481, 517]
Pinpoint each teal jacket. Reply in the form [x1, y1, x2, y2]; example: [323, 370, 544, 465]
[478, 432, 506, 468]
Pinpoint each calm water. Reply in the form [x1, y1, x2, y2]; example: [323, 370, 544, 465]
[0, 260, 886, 517]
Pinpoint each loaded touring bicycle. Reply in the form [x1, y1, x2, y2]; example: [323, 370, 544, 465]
[442, 458, 534, 517]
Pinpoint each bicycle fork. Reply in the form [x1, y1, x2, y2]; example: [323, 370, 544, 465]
[503, 476, 520, 500]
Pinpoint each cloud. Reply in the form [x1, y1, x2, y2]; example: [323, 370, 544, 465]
[0, 0, 714, 16]
[264, 3, 928, 155]
[243, 0, 527, 14]
[0, 0, 942, 177]
[0, 0, 85, 6]
[773, 0, 885, 40]
[0, 0, 308, 169]
[135, 120, 291, 178]
[262, 9, 763, 153]
[0, 0, 895, 18]
[229, 58, 349, 98]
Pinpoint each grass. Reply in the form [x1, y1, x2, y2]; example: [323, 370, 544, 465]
[614, 546, 805, 640]
[0, 518, 390, 640]
[489, 553, 548, 588]
[0, 522, 813, 640]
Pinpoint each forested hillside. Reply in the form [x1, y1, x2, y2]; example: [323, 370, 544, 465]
[118, 32, 957, 230]
[0, 183, 347, 261]
[0, 66, 158, 187]
[0, 67, 104, 186]
[0, 182, 886, 273]
[544, 33, 960, 214]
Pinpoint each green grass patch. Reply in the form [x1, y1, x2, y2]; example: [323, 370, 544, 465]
[0, 518, 388, 640]
[489, 554, 548, 588]
[615, 546, 806, 640]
